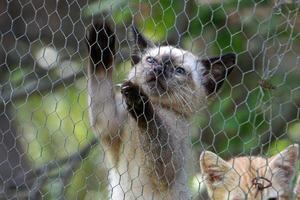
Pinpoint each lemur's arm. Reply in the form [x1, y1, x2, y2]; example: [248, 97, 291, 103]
[121, 81, 180, 186]
[86, 21, 125, 156]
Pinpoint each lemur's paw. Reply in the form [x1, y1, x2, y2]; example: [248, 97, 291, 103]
[86, 20, 115, 69]
[121, 81, 150, 117]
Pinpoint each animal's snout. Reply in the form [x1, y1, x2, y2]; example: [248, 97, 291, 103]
[153, 65, 164, 76]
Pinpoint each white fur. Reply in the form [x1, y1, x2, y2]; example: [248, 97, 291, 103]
[130, 46, 205, 89]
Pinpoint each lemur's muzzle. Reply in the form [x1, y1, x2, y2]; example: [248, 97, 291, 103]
[153, 65, 164, 77]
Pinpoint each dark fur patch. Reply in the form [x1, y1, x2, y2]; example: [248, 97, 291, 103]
[121, 81, 154, 125]
[102, 133, 122, 166]
[86, 21, 115, 71]
[129, 26, 154, 65]
[201, 53, 236, 95]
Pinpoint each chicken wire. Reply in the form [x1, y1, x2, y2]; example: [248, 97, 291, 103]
[0, 0, 300, 199]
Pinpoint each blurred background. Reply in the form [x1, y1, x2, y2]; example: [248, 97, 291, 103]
[1, 0, 300, 199]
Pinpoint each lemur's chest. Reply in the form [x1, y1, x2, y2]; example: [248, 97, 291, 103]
[106, 104, 191, 199]
[120, 107, 189, 157]
[117, 109, 188, 174]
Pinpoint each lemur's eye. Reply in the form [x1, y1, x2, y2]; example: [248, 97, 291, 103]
[146, 57, 157, 65]
[175, 67, 186, 74]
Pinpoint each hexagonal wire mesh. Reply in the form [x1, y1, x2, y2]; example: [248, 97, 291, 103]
[1, 0, 300, 199]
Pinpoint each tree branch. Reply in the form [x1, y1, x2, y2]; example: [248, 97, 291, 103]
[1, 70, 86, 105]
[3, 138, 99, 199]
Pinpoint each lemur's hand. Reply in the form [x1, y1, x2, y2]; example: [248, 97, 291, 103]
[86, 20, 115, 71]
[121, 81, 154, 122]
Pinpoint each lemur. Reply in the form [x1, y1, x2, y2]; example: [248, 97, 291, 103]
[200, 144, 299, 200]
[86, 20, 235, 200]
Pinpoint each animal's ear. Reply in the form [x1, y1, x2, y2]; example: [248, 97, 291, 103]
[201, 53, 236, 95]
[269, 144, 299, 184]
[129, 26, 155, 65]
[294, 176, 300, 198]
[200, 151, 233, 186]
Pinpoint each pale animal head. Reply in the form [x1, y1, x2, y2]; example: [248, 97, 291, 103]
[127, 26, 235, 116]
[200, 144, 299, 200]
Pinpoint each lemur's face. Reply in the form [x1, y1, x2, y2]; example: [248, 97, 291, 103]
[200, 145, 298, 200]
[128, 46, 202, 96]
[127, 26, 235, 115]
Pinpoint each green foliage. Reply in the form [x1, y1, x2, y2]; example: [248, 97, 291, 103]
[13, 0, 300, 199]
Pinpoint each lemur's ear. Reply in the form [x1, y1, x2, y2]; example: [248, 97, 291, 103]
[129, 26, 155, 65]
[201, 53, 236, 95]
[269, 144, 299, 184]
[200, 151, 233, 186]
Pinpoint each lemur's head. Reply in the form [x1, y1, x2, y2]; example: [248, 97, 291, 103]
[127, 26, 236, 116]
[200, 144, 299, 200]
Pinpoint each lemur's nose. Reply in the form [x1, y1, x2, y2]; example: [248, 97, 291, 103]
[153, 65, 163, 76]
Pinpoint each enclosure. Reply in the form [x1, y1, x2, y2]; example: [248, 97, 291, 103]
[1, 0, 300, 199]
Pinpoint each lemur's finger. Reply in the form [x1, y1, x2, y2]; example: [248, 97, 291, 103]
[121, 81, 142, 105]
[121, 81, 154, 122]
[121, 81, 134, 93]
[86, 20, 115, 69]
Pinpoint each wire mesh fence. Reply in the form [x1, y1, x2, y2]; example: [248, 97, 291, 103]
[1, 0, 300, 199]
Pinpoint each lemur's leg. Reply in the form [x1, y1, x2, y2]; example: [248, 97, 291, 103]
[86, 21, 123, 164]
[121, 81, 180, 186]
